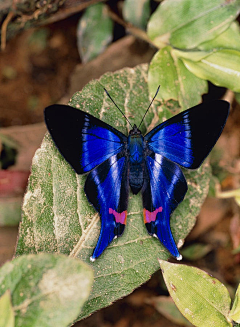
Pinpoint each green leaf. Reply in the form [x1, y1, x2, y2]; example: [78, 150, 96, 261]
[148, 47, 207, 110]
[159, 260, 232, 327]
[0, 198, 22, 226]
[0, 254, 93, 327]
[230, 284, 240, 323]
[198, 22, 240, 52]
[16, 65, 211, 319]
[181, 243, 212, 260]
[0, 290, 15, 327]
[77, 3, 113, 63]
[182, 49, 240, 92]
[148, 296, 193, 326]
[123, 0, 151, 30]
[147, 0, 240, 49]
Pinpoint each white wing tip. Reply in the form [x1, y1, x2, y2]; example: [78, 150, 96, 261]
[176, 254, 182, 261]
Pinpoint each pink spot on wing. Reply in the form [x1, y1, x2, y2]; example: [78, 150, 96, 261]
[109, 208, 127, 225]
[143, 207, 163, 224]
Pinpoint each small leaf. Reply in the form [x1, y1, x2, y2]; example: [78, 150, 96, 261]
[182, 49, 240, 92]
[77, 3, 113, 63]
[0, 254, 93, 327]
[148, 296, 193, 326]
[159, 260, 232, 327]
[16, 65, 211, 319]
[0, 290, 15, 327]
[0, 198, 22, 226]
[147, 0, 240, 49]
[181, 243, 212, 260]
[148, 47, 207, 109]
[229, 284, 240, 323]
[123, 0, 151, 30]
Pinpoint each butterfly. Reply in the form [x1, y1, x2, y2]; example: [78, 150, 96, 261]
[44, 87, 229, 262]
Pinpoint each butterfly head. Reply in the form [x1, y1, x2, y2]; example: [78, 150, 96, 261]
[129, 124, 142, 136]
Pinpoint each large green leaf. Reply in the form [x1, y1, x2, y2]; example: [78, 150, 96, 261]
[16, 65, 211, 319]
[147, 0, 240, 49]
[159, 260, 232, 327]
[77, 3, 113, 63]
[182, 49, 240, 92]
[148, 47, 207, 110]
[198, 22, 240, 52]
[0, 254, 93, 327]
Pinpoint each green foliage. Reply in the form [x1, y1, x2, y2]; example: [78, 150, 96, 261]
[10, 0, 240, 323]
[0, 254, 93, 327]
[16, 65, 211, 320]
[123, 0, 151, 29]
[77, 0, 240, 103]
[147, 0, 240, 99]
[149, 296, 193, 326]
[147, 0, 240, 49]
[180, 243, 212, 261]
[159, 260, 236, 326]
[77, 3, 113, 63]
[148, 46, 207, 109]
[0, 290, 14, 327]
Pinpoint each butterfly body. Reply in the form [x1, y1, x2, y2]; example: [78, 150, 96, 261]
[128, 125, 146, 194]
[45, 97, 229, 262]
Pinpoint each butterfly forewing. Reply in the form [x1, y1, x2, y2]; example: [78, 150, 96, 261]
[145, 100, 230, 169]
[44, 104, 126, 174]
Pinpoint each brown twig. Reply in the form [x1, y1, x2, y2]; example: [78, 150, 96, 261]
[1, 10, 15, 51]
[107, 7, 156, 47]
[39, 0, 105, 25]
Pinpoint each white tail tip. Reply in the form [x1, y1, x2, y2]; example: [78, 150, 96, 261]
[176, 254, 182, 261]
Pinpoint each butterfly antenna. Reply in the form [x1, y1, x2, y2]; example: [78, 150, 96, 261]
[138, 85, 161, 129]
[104, 88, 134, 129]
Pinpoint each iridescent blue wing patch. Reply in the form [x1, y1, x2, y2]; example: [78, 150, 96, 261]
[142, 152, 187, 259]
[44, 104, 126, 174]
[84, 153, 129, 261]
[145, 100, 230, 169]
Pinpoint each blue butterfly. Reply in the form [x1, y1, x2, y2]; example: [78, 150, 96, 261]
[44, 88, 229, 261]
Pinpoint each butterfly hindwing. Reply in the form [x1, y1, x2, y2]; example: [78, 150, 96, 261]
[145, 100, 229, 169]
[84, 153, 129, 261]
[142, 152, 188, 259]
[44, 104, 127, 174]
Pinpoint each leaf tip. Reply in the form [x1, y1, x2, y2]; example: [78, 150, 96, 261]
[158, 258, 164, 266]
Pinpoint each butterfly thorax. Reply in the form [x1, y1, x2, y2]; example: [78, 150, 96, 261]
[128, 125, 145, 194]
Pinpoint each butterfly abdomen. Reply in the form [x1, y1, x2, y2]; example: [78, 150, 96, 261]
[128, 132, 145, 194]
